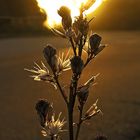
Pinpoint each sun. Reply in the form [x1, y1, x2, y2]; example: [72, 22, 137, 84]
[36, 0, 105, 27]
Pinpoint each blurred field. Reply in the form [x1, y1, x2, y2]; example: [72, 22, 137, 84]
[0, 31, 140, 140]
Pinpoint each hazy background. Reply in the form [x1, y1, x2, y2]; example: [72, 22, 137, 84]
[0, 1, 140, 140]
[0, 0, 140, 37]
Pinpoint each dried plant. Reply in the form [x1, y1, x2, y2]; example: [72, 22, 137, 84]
[25, 1, 107, 140]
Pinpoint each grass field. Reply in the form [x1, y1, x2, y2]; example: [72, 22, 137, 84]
[0, 31, 140, 140]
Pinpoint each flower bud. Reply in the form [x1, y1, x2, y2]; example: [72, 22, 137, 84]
[58, 6, 72, 30]
[89, 34, 102, 54]
[43, 45, 59, 72]
[35, 99, 54, 127]
[73, 18, 89, 36]
[77, 86, 89, 105]
[70, 56, 84, 75]
[43, 45, 56, 62]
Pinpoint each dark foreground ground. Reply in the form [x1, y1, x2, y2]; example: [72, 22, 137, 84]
[0, 31, 140, 140]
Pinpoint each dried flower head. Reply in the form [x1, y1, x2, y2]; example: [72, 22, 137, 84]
[58, 6, 72, 30]
[70, 56, 84, 75]
[89, 34, 106, 56]
[43, 45, 59, 72]
[84, 99, 101, 120]
[24, 62, 57, 89]
[73, 17, 89, 36]
[24, 62, 49, 81]
[89, 34, 102, 52]
[58, 49, 71, 73]
[58, 6, 71, 19]
[77, 86, 89, 106]
[43, 45, 57, 60]
[41, 113, 66, 138]
[84, 73, 100, 87]
[77, 74, 99, 105]
[43, 45, 71, 74]
[35, 99, 54, 127]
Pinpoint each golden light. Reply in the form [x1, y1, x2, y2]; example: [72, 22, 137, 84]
[36, 0, 105, 27]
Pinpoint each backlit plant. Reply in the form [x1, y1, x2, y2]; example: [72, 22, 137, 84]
[25, 1, 107, 140]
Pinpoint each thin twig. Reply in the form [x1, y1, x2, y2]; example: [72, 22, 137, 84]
[53, 73, 69, 106]
[84, 55, 94, 68]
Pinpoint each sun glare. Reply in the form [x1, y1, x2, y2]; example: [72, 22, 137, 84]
[36, 0, 105, 27]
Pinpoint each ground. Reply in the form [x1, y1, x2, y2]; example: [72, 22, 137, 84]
[0, 31, 140, 140]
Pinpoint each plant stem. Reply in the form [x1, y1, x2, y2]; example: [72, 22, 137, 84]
[84, 55, 94, 68]
[78, 35, 84, 57]
[56, 78, 68, 105]
[53, 73, 69, 105]
[68, 74, 78, 140]
[51, 136, 54, 140]
[68, 107, 74, 140]
[75, 105, 83, 140]
[69, 37, 77, 56]
[68, 80, 74, 140]
[68, 32, 78, 140]
[75, 122, 82, 140]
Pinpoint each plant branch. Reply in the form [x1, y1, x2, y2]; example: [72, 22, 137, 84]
[78, 35, 83, 57]
[68, 74, 79, 140]
[84, 55, 94, 68]
[69, 37, 77, 56]
[68, 106, 74, 140]
[75, 105, 84, 140]
[68, 78, 75, 140]
[53, 73, 69, 106]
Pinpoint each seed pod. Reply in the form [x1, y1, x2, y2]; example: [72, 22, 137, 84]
[73, 18, 89, 36]
[43, 45, 59, 72]
[77, 86, 89, 105]
[89, 34, 102, 53]
[43, 45, 56, 63]
[35, 99, 54, 127]
[58, 6, 72, 30]
[70, 56, 84, 75]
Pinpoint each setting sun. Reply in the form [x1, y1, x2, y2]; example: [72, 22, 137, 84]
[36, 0, 105, 27]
